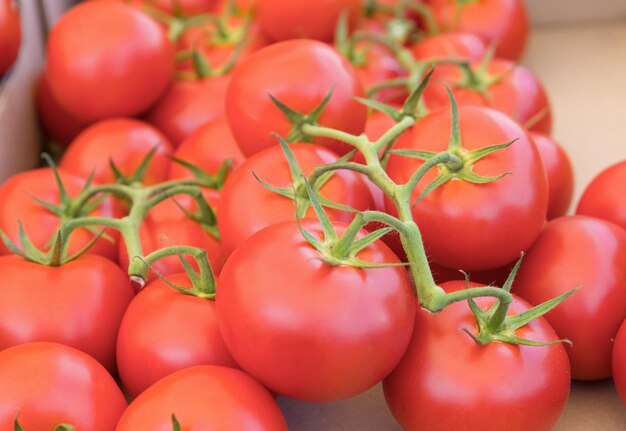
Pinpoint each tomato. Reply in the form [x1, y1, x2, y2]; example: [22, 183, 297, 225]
[613, 319, 626, 405]
[576, 160, 626, 230]
[115, 365, 287, 430]
[0, 0, 20, 77]
[256, 0, 361, 42]
[383, 281, 571, 431]
[350, 43, 407, 104]
[46, 1, 174, 122]
[36, 70, 89, 149]
[530, 132, 574, 220]
[117, 274, 236, 399]
[411, 32, 487, 61]
[118, 189, 225, 282]
[0, 168, 121, 261]
[169, 118, 246, 180]
[60, 118, 173, 185]
[425, 0, 529, 61]
[0, 255, 133, 373]
[146, 75, 230, 146]
[514, 215, 626, 380]
[217, 143, 375, 256]
[0, 342, 127, 430]
[225, 39, 367, 157]
[423, 59, 552, 134]
[385, 106, 548, 271]
[216, 220, 415, 401]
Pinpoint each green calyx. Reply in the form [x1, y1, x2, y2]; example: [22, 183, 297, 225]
[463, 254, 577, 346]
[171, 414, 181, 431]
[269, 87, 335, 144]
[14, 418, 74, 431]
[454, 45, 512, 102]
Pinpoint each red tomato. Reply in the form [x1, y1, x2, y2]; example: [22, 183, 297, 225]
[576, 160, 626, 230]
[0, 342, 127, 429]
[46, 1, 174, 122]
[169, 118, 246, 180]
[351, 43, 407, 104]
[60, 118, 173, 185]
[383, 281, 571, 431]
[0, 0, 20, 77]
[411, 32, 487, 61]
[0, 168, 121, 261]
[425, 0, 529, 61]
[36, 70, 89, 149]
[613, 319, 626, 405]
[216, 220, 415, 401]
[530, 132, 574, 220]
[424, 59, 552, 134]
[118, 190, 224, 282]
[146, 75, 230, 146]
[225, 39, 367, 157]
[256, 0, 361, 42]
[0, 255, 133, 373]
[385, 106, 548, 271]
[514, 215, 626, 380]
[217, 143, 375, 256]
[115, 365, 287, 430]
[117, 274, 236, 399]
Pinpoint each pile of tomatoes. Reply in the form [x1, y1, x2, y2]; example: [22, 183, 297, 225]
[0, 0, 625, 429]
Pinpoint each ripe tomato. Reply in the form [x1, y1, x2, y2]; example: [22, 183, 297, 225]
[530, 132, 574, 220]
[423, 59, 552, 134]
[115, 365, 287, 430]
[385, 106, 548, 271]
[425, 0, 529, 61]
[514, 215, 626, 380]
[216, 220, 415, 402]
[217, 143, 375, 256]
[0, 255, 133, 373]
[225, 39, 367, 157]
[411, 32, 487, 61]
[0, 342, 127, 430]
[0, 0, 20, 77]
[60, 118, 173, 185]
[169, 118, 246, 180]
[383, 281, 571, 431]
[117, 274, 236, 399]
[0, 168, 121, 261]
[348, 43, 406, 104]
[146, 75, 230, 146]
[46, 1, 174, 122]
[613, 319, 626, 405]
[256, 0, 361, 42]
[576, 160, 626, 230]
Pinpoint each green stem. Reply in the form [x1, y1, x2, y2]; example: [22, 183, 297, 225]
[373, 115, 415, 154]
[402, 151, 454, 195]
[436, 286, 512, 313]
[332, 213, 366, 258]
[301, 124, 370, 151]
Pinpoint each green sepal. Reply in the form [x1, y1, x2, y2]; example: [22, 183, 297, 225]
[14, 417, 75, 431]
[300, 174, 337, 242]
[351, 227, 394, 254]
[169, 156, 231, 190]
[172, 414, 181, 431]
[109, 147, 158, 186]
[387, 149, 438, 160]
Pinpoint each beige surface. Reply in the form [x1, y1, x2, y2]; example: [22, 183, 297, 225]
[278, 19, 626, 431]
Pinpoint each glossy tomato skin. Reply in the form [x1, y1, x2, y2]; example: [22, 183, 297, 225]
[117, 274, 236, 399]
[530, 132, 574, 219]
[411, 32, 487, 61]
[169, 118, 246, 180]
[256, 0, 361, 42]
[226, 40, 367, 157]
[217, 143, 374, 256]
[576, 160, 626, 230]
[115, 365, 287, 430]
[216, 220, 415, 402]
[0, 0, 20, 78]
[0, 168, 121, 260]
[60, 118, 173, 185]
[424, 59, 552, 134]
[514, 215, 626, 380]
[0, 342, 127, 430]
[0, 255, 133, 373]
[47, 1, 174, 122]
[383, 282, 571, 431]
[613, 319, 626, 405]
[385, 106, 548, 271]
[426, 0, 529, 61]
[146, 75, 230, 146]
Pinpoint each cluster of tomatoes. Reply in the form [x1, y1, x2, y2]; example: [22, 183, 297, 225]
[0, 0, 625, 429]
